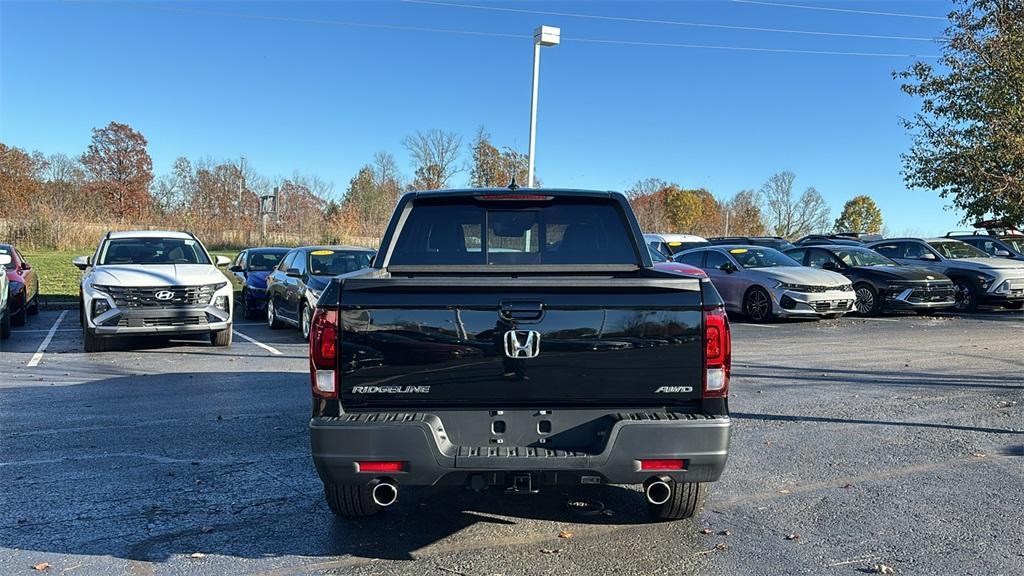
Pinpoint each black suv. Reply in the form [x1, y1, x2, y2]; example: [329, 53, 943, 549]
[785, 245, 955, 315]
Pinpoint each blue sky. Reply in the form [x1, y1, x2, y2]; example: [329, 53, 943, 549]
[1, 0, 960, 234]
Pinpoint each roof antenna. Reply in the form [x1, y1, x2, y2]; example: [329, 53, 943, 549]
[508, 175, 519, 191]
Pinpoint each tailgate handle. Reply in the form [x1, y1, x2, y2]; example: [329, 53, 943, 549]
[500, 301, 544, 321]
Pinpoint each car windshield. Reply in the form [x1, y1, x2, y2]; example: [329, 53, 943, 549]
[99, 238, 210, 265]
[0, 246, 13, 270]
[833, 247, 897, 267]
[729, 247, 799, 269]
[248, 250, 288, 271]
[307, 250, 373, 276]
[648, 247, 667, 262]
[1001, 237, 1024, 254]
[927, 240, 988, 259]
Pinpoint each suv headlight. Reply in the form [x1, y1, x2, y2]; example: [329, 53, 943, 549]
[200, 282, 229, 294]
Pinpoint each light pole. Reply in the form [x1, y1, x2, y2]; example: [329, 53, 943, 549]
[528, 25, 559, 189]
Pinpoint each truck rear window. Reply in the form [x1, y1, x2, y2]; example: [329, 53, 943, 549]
[389, 198, 638, 266]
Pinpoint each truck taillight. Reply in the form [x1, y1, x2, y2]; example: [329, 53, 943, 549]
[310, 308, 338, 398]
[703, 306, 731, 398]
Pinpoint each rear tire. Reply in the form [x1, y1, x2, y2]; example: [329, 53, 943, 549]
[83, 328, 107, 352]
[324, 482, 383, 517]
[267, 298, 285, 329]
[301, 304, 312, 341]
[648, 481, 706, 521]
[743, 287, 773, 322]
[210, 326, 232, 346]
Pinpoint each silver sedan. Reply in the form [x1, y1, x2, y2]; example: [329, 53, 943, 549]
[675, 245, 856, 322]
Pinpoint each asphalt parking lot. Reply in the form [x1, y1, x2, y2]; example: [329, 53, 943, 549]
[1, 307, 1022, 575]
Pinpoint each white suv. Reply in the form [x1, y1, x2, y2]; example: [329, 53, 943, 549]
[74, 231, 234, 352]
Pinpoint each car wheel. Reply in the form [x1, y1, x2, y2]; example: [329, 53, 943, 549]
[647, 480, 706, 521]
[952, 279, 978, 312]
[27, 294, 39, 315]
[854, 284, 879, 316]
[11, 291, 26, 326]
[324, 482, 384, 517]
[83, 327, 107, 352]
[1, 306, 10, 340]
[301, 304, 312, 341]
[267, 298, 285, 329]
[210, 326, 232, 346]
[743, 287, 772, 322]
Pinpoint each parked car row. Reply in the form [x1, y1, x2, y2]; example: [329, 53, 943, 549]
[649, 228, 1024, 321]
[0, 243, 40, 340]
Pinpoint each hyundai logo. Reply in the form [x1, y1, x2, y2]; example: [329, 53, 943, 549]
[154, 290, 175, 301]
[504, 330, 540, 359]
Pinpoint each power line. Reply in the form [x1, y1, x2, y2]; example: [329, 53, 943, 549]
[137, 4, 939, 59]
[403, 0, 940, 41]
[731, 0, 949, 21]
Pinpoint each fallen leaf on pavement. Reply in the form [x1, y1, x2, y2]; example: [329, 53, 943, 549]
[714, 542, 728, 551]
[718, 529, 731, 536]
[699, 528, 713, 534]
[778, 489, 790, 494]
[870, 563, 896, 574]
[785, 533, 800, 540]
[189, 553, 205, 559]
[200, 526, 214, 533]
[971, 452, 987, 458]
[558, 531, 573, 539]
[539, 548, 561, 554]
[31, 563, 51, 571]
[841, 483, 853, 489]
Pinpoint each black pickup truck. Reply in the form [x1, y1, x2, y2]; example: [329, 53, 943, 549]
[308, 188, 732, 520]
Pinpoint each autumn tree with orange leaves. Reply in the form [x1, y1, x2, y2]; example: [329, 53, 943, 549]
[80, 121, 154, 220]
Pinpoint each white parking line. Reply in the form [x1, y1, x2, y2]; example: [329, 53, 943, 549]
[233, 329, 283, 355]
[26, 310, 68, 367]
[734, 323, 778, 329]
[853, 317, 901, 322]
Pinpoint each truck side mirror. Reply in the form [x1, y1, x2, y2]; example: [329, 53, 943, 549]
[994, 249, 1011, 258]
[920, 253, 938, 261]
[720, 262, 737, 274]
[72, 256, 90, 270]
[286, 268, 302, 278]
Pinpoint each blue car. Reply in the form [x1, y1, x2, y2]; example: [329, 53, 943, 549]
[228, 247, 290, 319]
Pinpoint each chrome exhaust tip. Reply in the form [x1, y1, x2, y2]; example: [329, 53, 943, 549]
[371, 480, 398, 507]
[644, 478, 672, 506]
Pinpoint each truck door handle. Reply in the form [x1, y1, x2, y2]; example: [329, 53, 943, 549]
[500, 301, 544, 321]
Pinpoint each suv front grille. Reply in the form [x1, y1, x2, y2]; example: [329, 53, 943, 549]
[812, 300, 853, 313]
[95, 284, 222, 308]
[117, 315, 206, 328]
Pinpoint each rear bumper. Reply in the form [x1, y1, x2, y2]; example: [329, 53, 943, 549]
[310, 412, 731, 487]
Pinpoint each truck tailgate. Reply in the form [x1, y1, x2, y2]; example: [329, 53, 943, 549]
[337, 275, 705, 408]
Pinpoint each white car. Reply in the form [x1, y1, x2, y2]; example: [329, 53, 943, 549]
[643, 233, 708, 259]
[73, 231, 234, 352]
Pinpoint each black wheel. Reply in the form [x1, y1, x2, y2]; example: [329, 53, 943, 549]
[1004, 301, 1023, 310]
[267, 298, 285, 329]
[854, 284, 878, 316]
[1, 306, 10, 340]
[210, 326, 232, 346]
[743, 287, 773, 322]
[952, 279, 978, 312]
[324, 482, 383, 517]
[240, 290, 255, 320]
[83, 328, 107, 352]
[648, 481, 706, 521]
[11, 292, 26, 327]
[301, 304, 312, 341]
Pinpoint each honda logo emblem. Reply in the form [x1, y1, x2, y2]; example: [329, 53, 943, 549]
[154, 290, 175, 301]
[504, 330, 540, 359]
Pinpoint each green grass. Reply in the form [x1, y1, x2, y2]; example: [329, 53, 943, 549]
[22, 248, 245, 305]
[23, 250, 84, 303]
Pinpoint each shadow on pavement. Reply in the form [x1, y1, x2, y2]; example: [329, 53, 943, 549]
[0, 371, 669, 565]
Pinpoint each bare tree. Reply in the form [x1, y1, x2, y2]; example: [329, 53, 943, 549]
[403, 129, 462, 190]
[760, 171, 830, 238]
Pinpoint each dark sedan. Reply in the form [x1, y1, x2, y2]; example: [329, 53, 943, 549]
[266, 246, 375, 339]
[228, 247, 290, 319]
[0, 243, 40, 326]
[785, 245, 955, 315]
